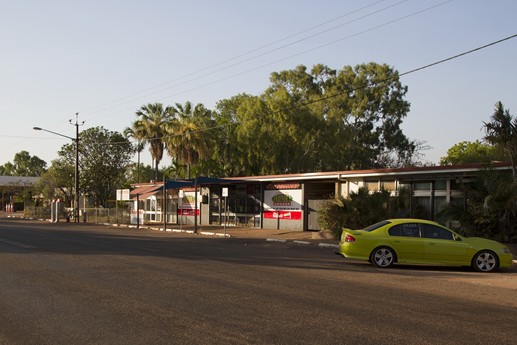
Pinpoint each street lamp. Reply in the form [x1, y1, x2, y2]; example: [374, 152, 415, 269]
[33, 114, 84, 222]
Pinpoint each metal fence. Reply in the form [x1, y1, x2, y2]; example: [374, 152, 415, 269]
[24, 206, 132, 224]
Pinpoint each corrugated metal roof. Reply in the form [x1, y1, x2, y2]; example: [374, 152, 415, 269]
[0, 176, 39, 186]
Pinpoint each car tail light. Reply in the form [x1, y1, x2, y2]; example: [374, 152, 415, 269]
[345, 234, 356, 242]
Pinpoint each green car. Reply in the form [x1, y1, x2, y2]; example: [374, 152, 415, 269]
[336, 218, 513, 272]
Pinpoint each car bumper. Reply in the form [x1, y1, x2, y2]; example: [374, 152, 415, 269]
[336, 242, 371, 261]
[499, 253, 513, 268]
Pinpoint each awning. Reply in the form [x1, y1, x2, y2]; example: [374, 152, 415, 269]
[191, 176, 249, 185]
[161, 177, 246, 190]
[163, 180, 195, 189]
[130, 184, 162, 200]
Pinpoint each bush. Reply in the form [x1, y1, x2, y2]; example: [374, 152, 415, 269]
[317, 187, 411, 240]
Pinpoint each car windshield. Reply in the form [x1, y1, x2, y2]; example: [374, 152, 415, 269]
[363, 220, 391, 232]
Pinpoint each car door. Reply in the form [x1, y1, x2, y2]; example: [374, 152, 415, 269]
[421, 224, 468, 264]
[387, 223, 425, 262]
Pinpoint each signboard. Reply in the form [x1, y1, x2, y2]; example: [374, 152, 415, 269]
[177, 190, 200, 216]
[222, 187, 229, 197]
[263, 210, 302, 220]
[116, 189, 130, 201]
[130, 209, 144, 224]
[263, 188, 302, 221]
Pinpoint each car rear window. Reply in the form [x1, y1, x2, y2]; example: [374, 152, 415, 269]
[388, 223, 420, 237]
[363, 220, 391, 232]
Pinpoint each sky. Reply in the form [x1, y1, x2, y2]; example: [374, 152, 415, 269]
[1, 0, 516, 170]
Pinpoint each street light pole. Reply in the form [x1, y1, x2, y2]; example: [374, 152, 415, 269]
[34, 113, 84, 222]
[70, 114, 83, 222]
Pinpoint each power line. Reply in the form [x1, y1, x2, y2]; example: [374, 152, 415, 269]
[15, 32, 515, 160]
[79, 0, 392, 115]
[399, 34, 517, 77]
[85, 0, 453, 122]
[139, 32, 517, 141]
[266, 33, 517, 116]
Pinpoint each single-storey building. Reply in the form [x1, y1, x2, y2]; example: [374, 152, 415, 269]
[0, 175, 39, 211]
[129, 163, 511, 232]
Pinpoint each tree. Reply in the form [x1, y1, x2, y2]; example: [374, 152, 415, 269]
[128, 103, 173, 181]
[312, 63, 414, 170]
[124, 163, 156, 186]
[217, 62, 417, 175]
[317, 187, 411, 239]
[483, 102, 517, 178]
[441, 168, 517, 242]
[165, 101, 215, 179]
[213, 94, 260, 176]
[123, 128, 146, 182]
[59, 127, 134, 207]
[440, 140, 504, 165]
[35, 159, 75, 205]
[0, 151, 47, 176]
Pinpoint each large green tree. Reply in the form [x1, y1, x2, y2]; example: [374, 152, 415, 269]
[213, 62, 417, 176]
[128, 103, 173, 180]
[58, 127, 134, 207]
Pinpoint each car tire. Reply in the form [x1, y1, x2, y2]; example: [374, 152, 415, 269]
[472, 250, 499, 273]
[370, 247, 396, 268]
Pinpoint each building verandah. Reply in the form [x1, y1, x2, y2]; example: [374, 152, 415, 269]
[128, 163, 512, 232]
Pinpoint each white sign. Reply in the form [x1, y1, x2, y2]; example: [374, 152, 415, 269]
[222, 187, 229, 197]
[264, 189, 302, 211]
[117, 189, 130, 201]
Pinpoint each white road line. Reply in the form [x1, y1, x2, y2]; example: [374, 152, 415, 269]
[0, 238, 36, 249]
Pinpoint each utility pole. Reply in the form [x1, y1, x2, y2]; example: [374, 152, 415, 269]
[34, 114, 84, 223]
[70, 113, 84, 223]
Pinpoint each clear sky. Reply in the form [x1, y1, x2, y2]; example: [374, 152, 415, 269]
[1, 0, 516, 170]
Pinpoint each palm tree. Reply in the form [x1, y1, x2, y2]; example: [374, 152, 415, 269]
[123, 127, 145, 182]
[128, 103, 173, 181]
[165, 102, 214, 179]
[483, 102, 517, 179]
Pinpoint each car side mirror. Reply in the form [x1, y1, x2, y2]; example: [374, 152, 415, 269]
[454, 234, 462, 241]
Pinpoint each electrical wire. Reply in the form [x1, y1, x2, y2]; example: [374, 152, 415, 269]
[79, 0, 392, 114]
[83, 0, 453, 123]
[125, 33, 517, 143]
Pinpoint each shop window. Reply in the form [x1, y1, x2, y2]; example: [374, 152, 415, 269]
[366, 181, 379, 192]
[381, 181, 396, 192]
[414, 182, 430, 191]
[434, 180, 447, 190]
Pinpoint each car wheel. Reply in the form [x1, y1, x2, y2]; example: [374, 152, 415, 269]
[370, 247, 396, 268]
[472, 250, 499, 273]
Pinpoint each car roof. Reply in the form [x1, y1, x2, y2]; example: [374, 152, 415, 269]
[386, 218, 440, 225]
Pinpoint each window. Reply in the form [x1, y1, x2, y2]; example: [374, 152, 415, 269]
[366, 181, 379, 192]
[435, 180, 447, 190]
[389, 223, 420, 237]
[363, 220, 391, 232]
[381, 181, 396, 192]
[414, 182, 430, 190]
[421, 224, 454, 240]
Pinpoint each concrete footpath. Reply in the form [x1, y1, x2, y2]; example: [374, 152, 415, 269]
[118, 223, 341, 250]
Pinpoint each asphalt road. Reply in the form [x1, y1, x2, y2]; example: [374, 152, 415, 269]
[0, 219, 516, 345]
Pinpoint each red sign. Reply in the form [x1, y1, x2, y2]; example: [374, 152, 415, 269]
[177, 208, 200, 216]
[263, 210, 302, 220]
[266, 183, 301, 190]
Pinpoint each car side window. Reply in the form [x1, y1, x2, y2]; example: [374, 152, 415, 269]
[421, 224, 454, 240]
[388, 223, 420, 237]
